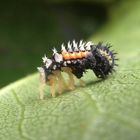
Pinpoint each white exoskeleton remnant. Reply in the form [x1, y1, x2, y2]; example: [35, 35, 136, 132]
[37, 40, 117, 99]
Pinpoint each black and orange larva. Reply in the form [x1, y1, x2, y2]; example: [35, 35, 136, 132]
[37, 40, 118, 99]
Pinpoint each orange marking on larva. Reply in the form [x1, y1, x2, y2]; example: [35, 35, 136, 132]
[63, 52, 70, 60]
[62, 51, 91, 60]
[76, 52, 82, 59]
[81, 52, 87, 57]
[70, 52, 76, 59]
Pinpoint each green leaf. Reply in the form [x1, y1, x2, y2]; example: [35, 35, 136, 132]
[0, 1, 140, 140]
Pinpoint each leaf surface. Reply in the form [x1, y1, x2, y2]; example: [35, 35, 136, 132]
[0, 1, 140, 140]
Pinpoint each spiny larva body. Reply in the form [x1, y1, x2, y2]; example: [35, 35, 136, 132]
[37, 40, 118, 99]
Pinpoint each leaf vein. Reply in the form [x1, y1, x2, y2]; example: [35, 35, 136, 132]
[12, 90, 33, 140]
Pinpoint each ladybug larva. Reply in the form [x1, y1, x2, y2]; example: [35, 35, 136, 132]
[37, 40, 118, 99]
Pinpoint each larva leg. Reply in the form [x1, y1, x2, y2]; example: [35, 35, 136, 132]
[62, 67, 75, 90]
[39, 82, 46, 100]
[48, 75, 57, 97]
[53, 70, 67, 94]
[37, 67, 46, 100]
[79, 79, 86, 87]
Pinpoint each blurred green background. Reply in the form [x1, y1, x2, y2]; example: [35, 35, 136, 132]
[0, 0, 119, 88]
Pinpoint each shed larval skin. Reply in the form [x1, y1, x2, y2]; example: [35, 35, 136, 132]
[37, 40, 117, 99]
